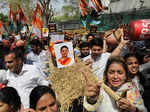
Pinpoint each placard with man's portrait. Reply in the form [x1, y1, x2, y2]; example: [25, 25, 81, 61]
[54, 42, 75, 68]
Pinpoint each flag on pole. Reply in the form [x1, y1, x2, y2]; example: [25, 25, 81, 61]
[8, 4, 17, 33]
[18, 4, 28, 24]
[9, 4, 17, 24]
[88, 0, 104, 12]
[79, 0, 88, 17]
[31, 3, 43, 38]
[0, 21, 3, 35]
[9, 4, 14, 21]
[26, 32, 38, 52]
[0, 21, 3, 40]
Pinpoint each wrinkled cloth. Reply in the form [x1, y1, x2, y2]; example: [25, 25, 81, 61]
[26, 50, 50, 77]
[6, 64, 49, 108]
[83, 52, 111, 80]
[84, 82, 147, 112]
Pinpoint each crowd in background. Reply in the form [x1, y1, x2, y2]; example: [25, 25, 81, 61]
[0, 26, 150, 112]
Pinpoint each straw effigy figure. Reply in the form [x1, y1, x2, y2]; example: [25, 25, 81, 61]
[46, 55, 121, 112]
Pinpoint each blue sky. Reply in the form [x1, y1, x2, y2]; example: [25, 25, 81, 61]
[51, 0, 64, 12]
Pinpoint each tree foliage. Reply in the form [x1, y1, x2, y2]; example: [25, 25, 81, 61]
[5, 0, 34, 23]
[53, 0, 80, 22]
[4, 0, 56, 26]
[0, 13, 8, 24]
[38, 0, 54, 26]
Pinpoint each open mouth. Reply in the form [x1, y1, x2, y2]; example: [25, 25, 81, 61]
[131, 68, 138, 73]
[112, 80, 120, 85]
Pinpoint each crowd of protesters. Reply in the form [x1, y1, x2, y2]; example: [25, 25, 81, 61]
[0, 25, 150, 112]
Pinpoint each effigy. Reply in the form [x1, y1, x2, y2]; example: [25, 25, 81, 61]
[46, 55, 121, 112]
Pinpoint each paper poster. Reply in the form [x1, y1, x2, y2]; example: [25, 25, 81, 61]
[28, 26, 32, 32]
[42, 28, 49, 37]
[54, 42, 75, 68]
[50, 34, 64, 42]
[49, 23, 57, 33]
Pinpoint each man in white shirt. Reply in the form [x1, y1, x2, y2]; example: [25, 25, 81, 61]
[83, 38, 110, 79]
[4, 49, 50, 108]
[26, 39, 50, 77]
[83, 34, 129, 80]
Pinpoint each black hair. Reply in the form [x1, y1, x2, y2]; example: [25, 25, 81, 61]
[60, 45, 68, 51]
[4, 48, 24, 61]
[124, 53, 142, 78]
[30, 85, 56, 110]
[89, 38, 103, 48]
[124, 53, 139, 63]
[86, 33, 95, 40]
[30, 39, 42, 47]
[0, 87, 21, 111]
[104, 56, 130, 84]
[79, 42, 89, 49]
